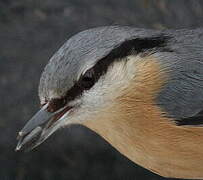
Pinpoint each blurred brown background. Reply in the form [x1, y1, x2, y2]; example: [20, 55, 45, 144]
[1, 0, 203, 179]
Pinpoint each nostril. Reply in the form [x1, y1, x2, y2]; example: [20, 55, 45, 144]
[47, 98, 67, 112]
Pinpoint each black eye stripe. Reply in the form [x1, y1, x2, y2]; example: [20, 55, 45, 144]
[47, 35, 171, 111]
[79, 35, 172, 85]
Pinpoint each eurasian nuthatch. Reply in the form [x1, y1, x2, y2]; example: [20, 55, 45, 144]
[16, 26, 203, 179]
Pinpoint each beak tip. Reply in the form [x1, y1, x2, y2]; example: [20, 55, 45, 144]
[18, 131, 23, 136]
[16, 132, 23, 143]
[16, 131, 24, 151]
[15, 144, 22, 151]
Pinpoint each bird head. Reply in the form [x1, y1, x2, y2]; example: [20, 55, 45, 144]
[16, 26, 170, 152]
[16, 26, 203, 179]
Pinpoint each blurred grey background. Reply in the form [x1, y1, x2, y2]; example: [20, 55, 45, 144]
[1, 0, 203, 179]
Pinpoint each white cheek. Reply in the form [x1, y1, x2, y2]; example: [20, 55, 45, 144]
[61, 55, 141, 125]
[83, 55, 139, 101]
[76, 56, 139, 115]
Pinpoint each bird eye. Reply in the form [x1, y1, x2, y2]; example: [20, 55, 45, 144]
[79, 69, 95, 90]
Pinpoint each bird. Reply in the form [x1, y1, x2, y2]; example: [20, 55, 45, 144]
[16, 26, 203, 179]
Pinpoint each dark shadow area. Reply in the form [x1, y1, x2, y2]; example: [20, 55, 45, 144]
[1, 0, 203, 179]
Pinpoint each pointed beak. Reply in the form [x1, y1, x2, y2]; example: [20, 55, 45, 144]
[16, 104, 72, 151]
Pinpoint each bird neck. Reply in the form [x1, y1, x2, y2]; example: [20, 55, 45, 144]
[83, 57, 203, 178]
[83, 93, 171, 173]
[83, 57, 169, 173]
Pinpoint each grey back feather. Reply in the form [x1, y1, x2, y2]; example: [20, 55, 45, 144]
[156, 29, 203, 120]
